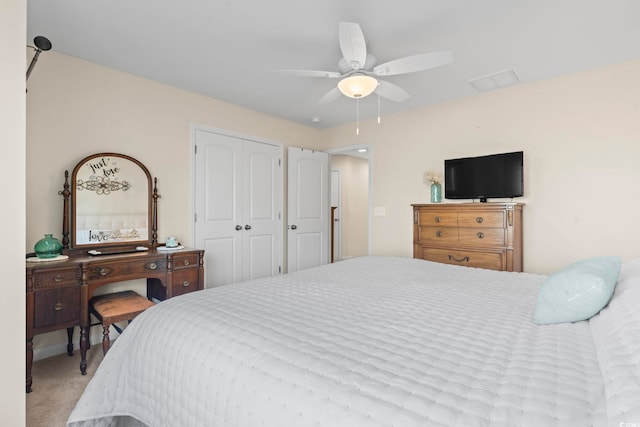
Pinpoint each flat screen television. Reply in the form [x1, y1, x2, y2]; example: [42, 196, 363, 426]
[444, 151, 523, 202]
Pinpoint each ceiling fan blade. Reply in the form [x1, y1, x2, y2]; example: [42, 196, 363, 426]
[339, 22, 367, 70]
[375, 80, 410, 102]
[318, 87, 342, 105]
[275, 69, 341, 78]
[373, 51, 453, 76]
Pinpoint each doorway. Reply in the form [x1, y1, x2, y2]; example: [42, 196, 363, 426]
[328, 145, 371, 261]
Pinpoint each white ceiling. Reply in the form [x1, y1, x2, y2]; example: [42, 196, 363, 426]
[27, 0, 640, 129]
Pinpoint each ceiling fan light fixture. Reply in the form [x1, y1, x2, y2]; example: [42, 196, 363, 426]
[338, 75, 378, 98]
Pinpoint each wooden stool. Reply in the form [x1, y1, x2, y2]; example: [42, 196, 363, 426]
[89, 291, 154, 355]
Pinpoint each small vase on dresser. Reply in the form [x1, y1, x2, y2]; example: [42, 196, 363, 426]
[430, 182, 442, 203]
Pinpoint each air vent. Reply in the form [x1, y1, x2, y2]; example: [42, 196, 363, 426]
[468, 68, 520, 92]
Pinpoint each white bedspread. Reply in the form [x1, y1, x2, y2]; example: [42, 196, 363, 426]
[68, 256, 607, 427]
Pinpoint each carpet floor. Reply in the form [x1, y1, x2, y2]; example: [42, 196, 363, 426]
[26, 346, 102, 427]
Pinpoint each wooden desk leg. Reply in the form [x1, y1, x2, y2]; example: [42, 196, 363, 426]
[26, 337, 33, 393]
[79, 326, 88, 375]
[66, 327, 74, 356]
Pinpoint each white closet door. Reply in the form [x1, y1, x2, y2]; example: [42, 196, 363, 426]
[194, 128, 282, 288]
[287, 147, 329, 272]
[195, 130, 243, 288]
[242, 142, 281, 281]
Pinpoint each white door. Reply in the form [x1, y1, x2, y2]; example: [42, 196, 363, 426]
[194, 128, 282, 288]
[331, 169, 342, 262]
[241, 142, 282, 281]
[287, 147, 329, 272]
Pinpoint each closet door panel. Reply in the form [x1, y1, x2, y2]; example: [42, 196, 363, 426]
[287, 148, 329, 273]
[202, 236, 241, 288]
[195, 131, 242, 288]
[242, 141, 281, 281]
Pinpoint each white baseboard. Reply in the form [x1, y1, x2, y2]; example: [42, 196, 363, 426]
[33, 327, 121, 361]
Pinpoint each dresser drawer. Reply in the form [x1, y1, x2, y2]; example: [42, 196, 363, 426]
[172, 253, 199, 270]
[171, 269, 200, 296]
[87, 258, 166, 281]
[32, 268, 81, 289]
[418, 211, 458, 227]
[418, 226, 459, 243]
[458, 227, 506, 246]
[34, 286, 80, 329]
[457, 211, 505, 228]
[420, 247, 505, 271]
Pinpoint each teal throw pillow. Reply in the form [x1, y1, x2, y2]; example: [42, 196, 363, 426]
[533, 256, 622, 325]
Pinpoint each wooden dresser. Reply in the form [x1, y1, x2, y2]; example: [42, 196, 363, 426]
[25, 248, 204, 392]
[412, 203, 523, 272]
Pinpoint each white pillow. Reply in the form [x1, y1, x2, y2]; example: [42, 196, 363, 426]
[533, 256, 621, 325]
[589, 258, 640, 424]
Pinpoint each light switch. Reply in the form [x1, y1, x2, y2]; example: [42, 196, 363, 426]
[374, 206, 386, 217]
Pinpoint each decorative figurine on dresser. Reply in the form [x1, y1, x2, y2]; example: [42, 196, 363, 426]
[25, 153, 205, 392]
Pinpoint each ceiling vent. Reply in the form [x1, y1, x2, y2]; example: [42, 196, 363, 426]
[468, 68, 520, 92]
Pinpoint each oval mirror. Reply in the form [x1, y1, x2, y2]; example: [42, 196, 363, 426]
[68, 153, 156, 251]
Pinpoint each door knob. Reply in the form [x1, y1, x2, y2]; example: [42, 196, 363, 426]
[235, 225, 242, 231]
[244, 224, 252, 230]
[290, 225, 298, 230]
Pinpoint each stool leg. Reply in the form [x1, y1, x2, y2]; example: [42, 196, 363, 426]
[66, 327, 74, 356]
[102, 324, 111, 356]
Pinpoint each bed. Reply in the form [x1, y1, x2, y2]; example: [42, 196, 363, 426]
[67, 256, 640, 427]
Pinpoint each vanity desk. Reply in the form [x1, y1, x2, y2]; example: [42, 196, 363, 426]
[26, 152, 205, 393]
[26, 248, 204, 392]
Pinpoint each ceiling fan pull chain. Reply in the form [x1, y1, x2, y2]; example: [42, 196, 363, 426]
[356, 98, 360, 136]
[377, 94, 381, 124]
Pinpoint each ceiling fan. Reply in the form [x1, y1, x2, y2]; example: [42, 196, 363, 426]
[278, 22, 453, 105]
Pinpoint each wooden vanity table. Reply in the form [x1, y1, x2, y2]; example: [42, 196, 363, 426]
[25, 248, 204, 392]
[26, 153, 205, 392]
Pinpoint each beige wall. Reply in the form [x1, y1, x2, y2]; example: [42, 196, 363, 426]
[319, 59, 640, 274]
[331, 155, 369, 259]
[2, 0, 26, 424]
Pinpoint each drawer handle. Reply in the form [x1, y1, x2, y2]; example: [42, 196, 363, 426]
[434, 216, 441, 223]
[53, 274, 63, 282]
[183, 259, 190, 266]
[477, 232, 485, 239]
[476, 217, 484, 224]
[148, 263, 157, 270]
[436, 230, 443, 237]
[99, 268, 109, 276]
[182, 280, 190, 287]
[54, 302, 64, 311]
[448, 255, 470, 263]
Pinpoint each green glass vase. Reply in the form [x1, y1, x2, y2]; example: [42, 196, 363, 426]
[430, 182, 442, 203]
[34, 234, 63, 259]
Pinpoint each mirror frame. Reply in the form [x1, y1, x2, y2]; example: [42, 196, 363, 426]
[61, 153, 159, 254]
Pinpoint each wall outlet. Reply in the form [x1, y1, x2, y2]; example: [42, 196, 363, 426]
[373, 206, 386, 217]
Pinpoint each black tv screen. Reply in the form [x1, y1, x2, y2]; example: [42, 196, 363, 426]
[444, 151, 523, 202]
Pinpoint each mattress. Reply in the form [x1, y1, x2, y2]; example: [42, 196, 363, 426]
[68, 256, 611, 427]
